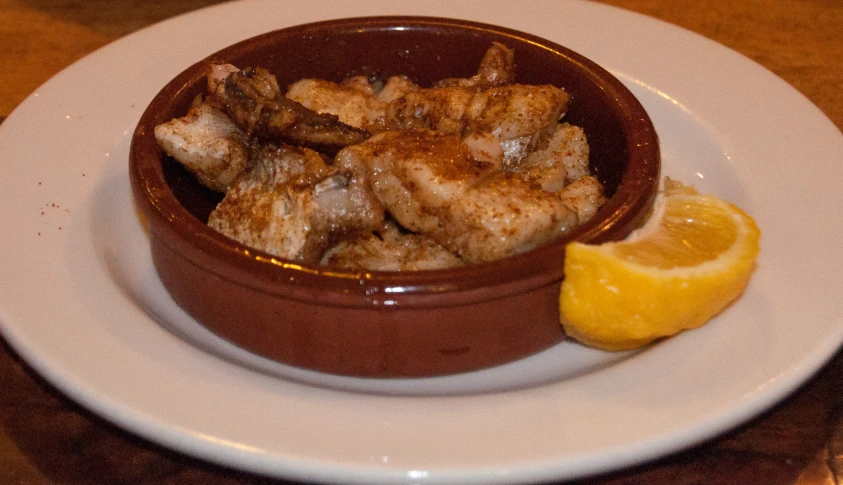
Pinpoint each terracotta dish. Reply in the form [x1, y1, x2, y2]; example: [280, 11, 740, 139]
[129, 16, 660, 377]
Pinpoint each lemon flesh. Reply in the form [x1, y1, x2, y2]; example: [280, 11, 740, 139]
[560, 183, 760, 350]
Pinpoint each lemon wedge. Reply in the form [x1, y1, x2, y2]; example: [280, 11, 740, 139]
[559, 179, 760, 350]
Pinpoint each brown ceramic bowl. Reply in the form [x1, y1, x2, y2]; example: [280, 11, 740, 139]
[129, 16, 660, 378]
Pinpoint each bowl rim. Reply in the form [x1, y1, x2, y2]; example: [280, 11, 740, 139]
[129, 15, 660, 308]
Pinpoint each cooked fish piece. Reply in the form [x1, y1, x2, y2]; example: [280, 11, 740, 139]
[211, 66, 369, 154]
[208, 143, 384, 263]
[557, 174, 605, 222]
[206, 63, 240, 93]
[339, 75, 377, 95]
[321, 222, 463, 271]
[153, 102, 250, 192]
[286, 75, 421, 132]
[337, 129, 603, 263]
[383, 83, 569, 165]
[375, 75, 421, 103]
[286, 78, 386, 131]
[518, 122, 590, 188]
[436, 41, 515, 88]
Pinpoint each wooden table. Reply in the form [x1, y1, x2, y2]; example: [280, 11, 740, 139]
[1, 1, 841, 483]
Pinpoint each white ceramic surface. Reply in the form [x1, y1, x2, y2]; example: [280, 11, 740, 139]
[1, 1, 842, 484]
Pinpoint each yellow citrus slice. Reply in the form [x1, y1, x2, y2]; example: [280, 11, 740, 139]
[559, 179, 760, 350]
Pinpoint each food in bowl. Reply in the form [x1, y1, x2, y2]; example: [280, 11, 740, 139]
[154, 42, 606, 271]
[129, 17, 660, 377]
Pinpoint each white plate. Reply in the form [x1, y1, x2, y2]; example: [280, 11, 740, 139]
[1, 1, 842, 483]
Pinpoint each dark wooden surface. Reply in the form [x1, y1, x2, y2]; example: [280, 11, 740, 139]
[1, 1, 842, 483]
